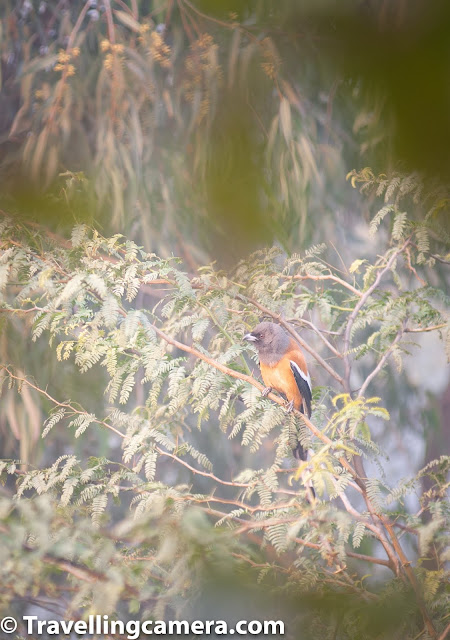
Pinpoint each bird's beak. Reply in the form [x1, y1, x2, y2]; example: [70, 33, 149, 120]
[243, 333, 257, 342]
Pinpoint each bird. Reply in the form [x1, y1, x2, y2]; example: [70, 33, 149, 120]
[243, 321, 312, 461]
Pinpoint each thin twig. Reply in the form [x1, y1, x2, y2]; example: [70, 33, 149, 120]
[156, 447, 250, 488]
[405, 324, 447, 333]
[1, 367, 126, 439]
[358, 327, 404, 398]
[294, 537, 391, 567]
[289, 317, 342, 358]
[286, 273, 362, 298]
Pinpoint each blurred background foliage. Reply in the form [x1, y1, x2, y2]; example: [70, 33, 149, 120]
[0, 0, 449, 637]
[2, 0, 449, 264]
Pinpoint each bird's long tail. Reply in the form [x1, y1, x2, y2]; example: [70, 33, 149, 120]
[293, 407, 315, 499]
[293, 442, 307, 461]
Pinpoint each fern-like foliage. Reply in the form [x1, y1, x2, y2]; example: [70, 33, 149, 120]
[0, 209, 448, 637]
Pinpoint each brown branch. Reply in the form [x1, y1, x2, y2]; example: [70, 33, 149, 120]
[203, 495, 390, 569]
[156, 447, 250, 488]
[393, 521, 419, 535]
[2, 367, 257, 491]
[42, 553, 145, 599]
[181, 0, 248, 33]
[67, 0, 92, 50]
[186, 494, 297, 514]
[232, 531, 388, 569]
[44, 557, 101, 585]
[345, 550, 391, 568]
[231, 553, 287, 572]
[113, 0, 135, 16]
[294, 537, 391, 567]
[358, 326, 404, 398]
[405, 246, 426, 286]
[1, 367, 126, 439]
[289, 317, 343, 358]
[429, 255, 450, 266]
[103, 0, 116, 45]
[383, 518, 437, 637]
[286, 273, 362, 298]
[335, 482, 399, 571]
[331, 479, 395, 556]
[405, 324, 447, 334]
[410, 241, 450, 266]
[438, 622, 450, 640]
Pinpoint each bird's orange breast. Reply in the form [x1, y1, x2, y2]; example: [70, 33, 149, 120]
[260, 356, 303, 410]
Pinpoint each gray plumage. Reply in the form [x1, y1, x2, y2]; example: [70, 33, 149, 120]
[243, 322, 290, 367]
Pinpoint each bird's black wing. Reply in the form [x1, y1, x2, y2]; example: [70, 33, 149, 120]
[289, 361, 315, 496]
[289, 361, 312, 418]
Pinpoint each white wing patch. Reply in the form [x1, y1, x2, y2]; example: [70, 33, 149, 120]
[290, 360, 312, 393]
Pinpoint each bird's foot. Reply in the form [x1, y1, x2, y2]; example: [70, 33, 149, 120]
[284, 399, 294, 413]
[262, 386, 272, 397]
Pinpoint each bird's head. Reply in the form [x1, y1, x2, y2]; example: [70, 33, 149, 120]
[243, 322, 290, 360]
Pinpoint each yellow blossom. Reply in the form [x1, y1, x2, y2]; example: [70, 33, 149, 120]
[151, 31, 163, 47]
[57, 50, 70, 64]
[261, 62, 275, 79]
[104, 53, 113, 70]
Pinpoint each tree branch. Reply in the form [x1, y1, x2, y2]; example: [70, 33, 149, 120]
[285, 273, 362, 297]
[358, 326, 404, 398]
[437, 622, 450, 640]
[1, 367, 126, 439]
[289, 317, 343, 358]
[405, 323, 447, 333]
[156, 447, 250, 488]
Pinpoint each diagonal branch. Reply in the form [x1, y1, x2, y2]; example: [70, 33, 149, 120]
[358, 326, 404, 398]
[1, 367, 126, 439]
[289, 317, 343, 358]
